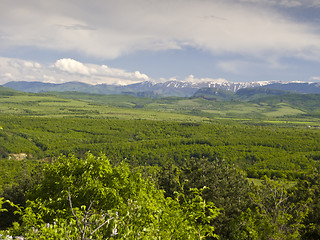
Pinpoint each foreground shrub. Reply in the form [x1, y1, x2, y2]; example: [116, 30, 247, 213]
[6, 153, 220, 239]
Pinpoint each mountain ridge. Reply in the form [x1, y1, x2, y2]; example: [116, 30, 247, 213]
[3, 80, 320, 97]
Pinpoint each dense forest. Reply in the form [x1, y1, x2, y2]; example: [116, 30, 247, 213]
[0, 116, 319, 179]
[1, 88, 320, 239]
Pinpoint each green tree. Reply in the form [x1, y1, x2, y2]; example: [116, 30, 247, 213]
[158, 158, 253, 239]
[0, 159, 42, 229]
[232, 176, 310, 240]
[291, 171, 320, 240]
[13, 153, 220, 239]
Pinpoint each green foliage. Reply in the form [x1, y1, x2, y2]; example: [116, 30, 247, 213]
[158, 158, 253, 239]
[1, 87, 320, 124]
[0, 197, 22, 234]
[12, 153, 220, 239]
[232, 176, 310, 240]
[1, 86, 320, 239]
[0, 197, 11, 213]
[27, 153, 143, 220]
[174, 187, 220, 239]
[291, 171, 320, 239]
[0, 159, 42, 229]
[1, 115, 319, 180]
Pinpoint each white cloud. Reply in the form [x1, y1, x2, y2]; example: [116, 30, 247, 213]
[134, 71, 149, 80]
[54, 58, 90, 75]
[52, 58, 150, 83]
[310, 76, 320, 82]
[1, 0, 320, 62]
[99, 65, 149, 81]
[43, 74, 56, 83]
[0, 57, 149, 85]
[23, 61, 41, 68]
[182, 74, 228, 84]
[1, 72, 14, 80]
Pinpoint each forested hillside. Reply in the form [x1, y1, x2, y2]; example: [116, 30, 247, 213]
[0, 87, 320, 239]
[0, 116, 319, 179]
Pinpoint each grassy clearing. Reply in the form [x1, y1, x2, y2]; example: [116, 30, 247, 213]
[264, 104, 305, 117]
[248, 178, 296, 188]
[0, 94, 210, 122]
[0, 92, 319, 126]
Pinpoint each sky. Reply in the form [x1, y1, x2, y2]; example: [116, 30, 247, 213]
[1, 0, 320, 85]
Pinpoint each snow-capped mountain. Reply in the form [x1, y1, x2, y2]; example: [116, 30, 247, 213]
[2, 80, 320, 97]
[124, 80, 275, 94]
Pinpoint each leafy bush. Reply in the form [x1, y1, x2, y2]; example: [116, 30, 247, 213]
[9, 153, 220, 239]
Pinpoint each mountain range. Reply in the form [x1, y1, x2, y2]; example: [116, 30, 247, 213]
[3, 80, 320, 97]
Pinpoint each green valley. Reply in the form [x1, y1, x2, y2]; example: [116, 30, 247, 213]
[0, 86, 320, 239]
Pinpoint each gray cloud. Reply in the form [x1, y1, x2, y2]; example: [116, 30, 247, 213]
[237, 0, 320, 7]
[1, 0, 320, 63]
[56, 24, 96, 31]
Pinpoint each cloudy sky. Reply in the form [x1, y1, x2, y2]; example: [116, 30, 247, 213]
[1, 0, 320, 85]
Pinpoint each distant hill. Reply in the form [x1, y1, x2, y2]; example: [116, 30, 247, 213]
[3, 80, 320, 97]
[0, 86, 25, 96]
[252, 93, 320, 112]
[3, 81, 118, 95]
[193, 87, 235, 100]
[264, 82, 320, 94]
[235, 88, 290, 100]
[193, 87, 291, 101]
[2, 80, 271, 97]
[1, 84, 320, 121]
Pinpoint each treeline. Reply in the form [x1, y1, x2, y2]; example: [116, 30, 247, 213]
[0, 116, 319, 180]
[0, 153, 319, 239]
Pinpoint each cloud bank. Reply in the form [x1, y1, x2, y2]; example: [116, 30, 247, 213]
[1, 0, 320, 62]
[0, 57, 149, 85]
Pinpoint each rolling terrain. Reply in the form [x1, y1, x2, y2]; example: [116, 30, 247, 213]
[1, 85, 320, 126]
[1, 86, 320, 239]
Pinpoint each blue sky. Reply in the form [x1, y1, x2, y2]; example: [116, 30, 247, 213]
[1, 0, 320, 85]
